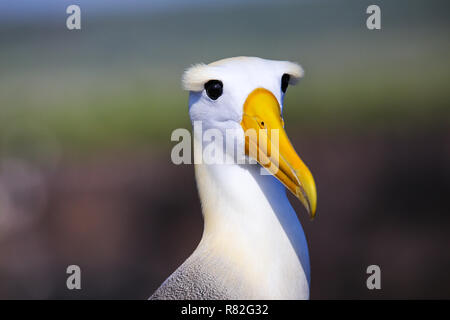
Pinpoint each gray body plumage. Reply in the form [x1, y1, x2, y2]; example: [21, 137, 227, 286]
[150, 261, 232, 300]
[149, 245, 240, 300]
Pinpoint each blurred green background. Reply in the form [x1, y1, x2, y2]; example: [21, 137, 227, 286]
[0, 0, 449, 299]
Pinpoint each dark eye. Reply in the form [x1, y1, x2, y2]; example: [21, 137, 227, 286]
[204, 80, 223, 100]
[281, 74, 290, 93]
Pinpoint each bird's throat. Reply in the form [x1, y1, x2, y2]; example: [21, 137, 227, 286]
[192, 160, 311, 299]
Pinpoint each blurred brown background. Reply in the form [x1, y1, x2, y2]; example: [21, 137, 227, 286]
[0, 0, 449, 299]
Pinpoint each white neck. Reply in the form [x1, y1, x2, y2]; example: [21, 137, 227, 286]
[191, 138, 310, 299]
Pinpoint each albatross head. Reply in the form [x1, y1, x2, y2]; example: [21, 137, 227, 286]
[183, 56, 317, 218]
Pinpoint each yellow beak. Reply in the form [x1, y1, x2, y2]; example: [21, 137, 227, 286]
[241, 88, 317, 218]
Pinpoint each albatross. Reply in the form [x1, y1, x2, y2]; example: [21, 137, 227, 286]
[151, 57, 317, 300]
